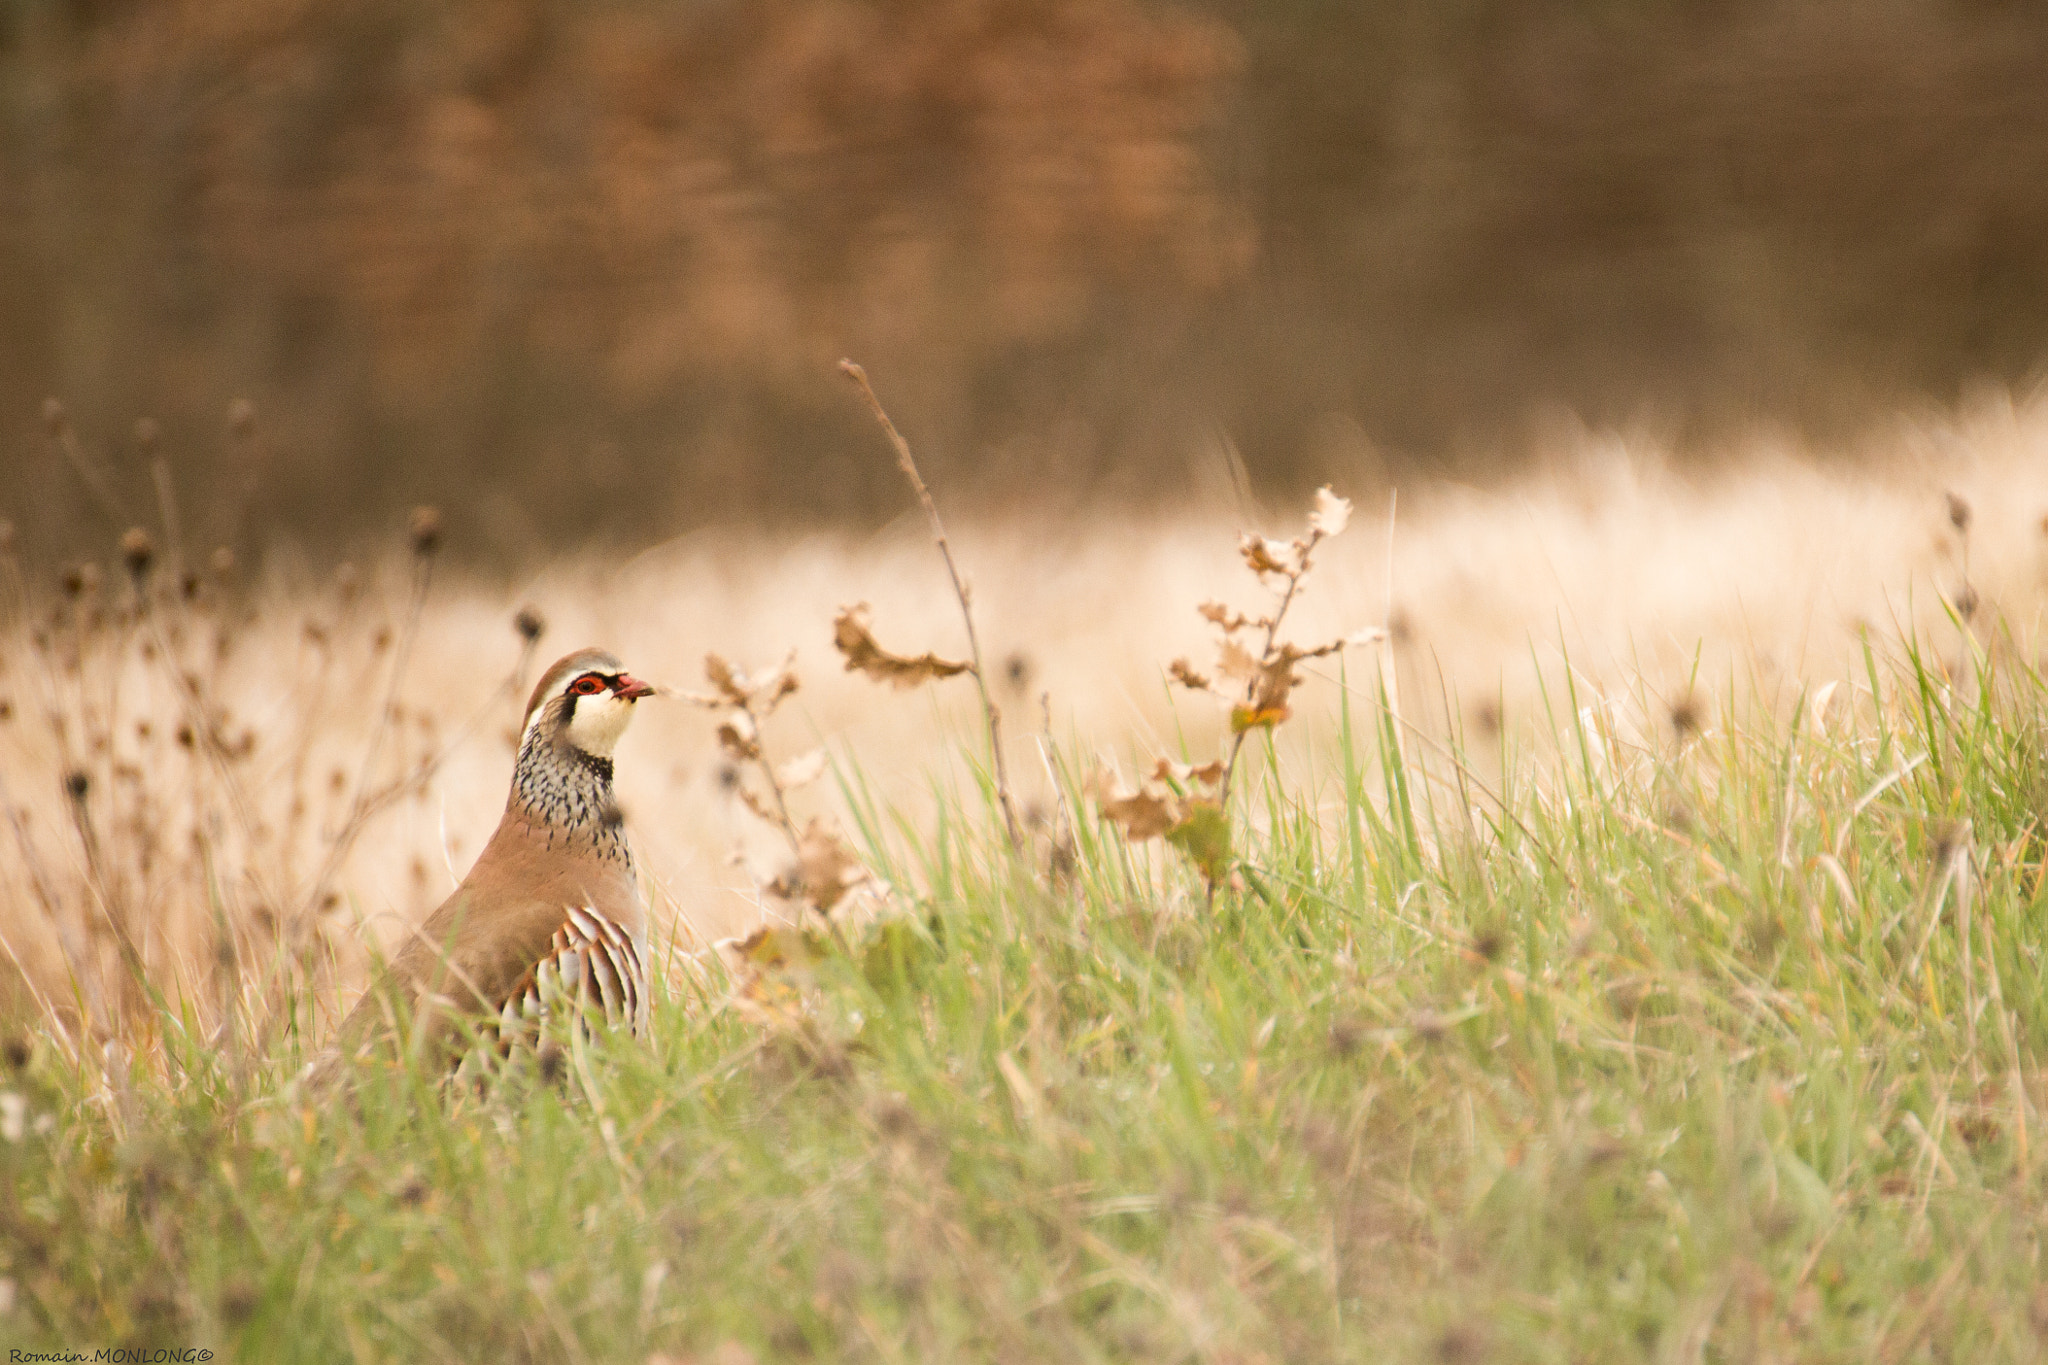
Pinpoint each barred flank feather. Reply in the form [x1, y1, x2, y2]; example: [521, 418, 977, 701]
[498, 904, 649, 1040]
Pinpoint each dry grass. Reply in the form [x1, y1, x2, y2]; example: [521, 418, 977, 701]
[8, 398, 2048, 1358]
[4, 393, 2047, 1041]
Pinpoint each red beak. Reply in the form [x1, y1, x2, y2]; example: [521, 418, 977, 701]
[612, 674, 655, 701]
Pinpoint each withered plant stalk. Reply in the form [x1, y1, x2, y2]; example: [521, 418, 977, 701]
[839, 360, 1023, 852]
[1217, 524, 1328, 811]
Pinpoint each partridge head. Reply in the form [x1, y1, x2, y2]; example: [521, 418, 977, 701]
[330, 647, 658, 1072]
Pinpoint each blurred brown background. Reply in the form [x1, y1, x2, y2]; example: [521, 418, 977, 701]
[5, 0, 2047, 561]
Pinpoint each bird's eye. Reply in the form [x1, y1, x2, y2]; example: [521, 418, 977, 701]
[570, 674, 607, 696]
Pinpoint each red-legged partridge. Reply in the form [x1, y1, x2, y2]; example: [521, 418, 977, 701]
[333, 648, 654, 1069]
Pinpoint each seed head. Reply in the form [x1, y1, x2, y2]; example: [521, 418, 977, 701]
[0, 1035, 28, 1070]
[120, 527, 155, 582]
[63, 769, 89, 802]
[61, 563, 100, 599]
[40, 397, 67, 436]
[133, 417, 160, 450]
[1954, 582, 1980, 621]
[407, 506, 443, 557]
[226, 398, 257, 438]
[1945, 491, 1972, 534]
[513, 605, 546, 643]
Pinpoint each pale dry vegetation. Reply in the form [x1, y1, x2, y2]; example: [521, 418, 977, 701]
[4, 391, 2047, 1040]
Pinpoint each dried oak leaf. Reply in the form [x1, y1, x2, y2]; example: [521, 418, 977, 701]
[1091, 769, 1233, 881]
[1168, 658, 1214, 693]
[1151, 757, 1225, 789]
[1088, 769, 1182, 841]
[1198, 601, 1252, 632]
[833, 605, 970, 690]
[1239, 535, 1293, 577]
[1217, 638, 1261, 682]
[706, 652, 800, 712]
[704, 653, 749, 707]
[714, 712, 761, 761]
[1308, 486, 1353, 539]
[735, 784, 782, 826]
[1228, 638, 1355, 732]
[773, 818, 868, 912]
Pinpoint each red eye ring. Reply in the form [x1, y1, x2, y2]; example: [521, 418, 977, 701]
[570, 674, 607, 696]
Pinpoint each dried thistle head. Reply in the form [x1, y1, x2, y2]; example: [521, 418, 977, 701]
[1945, 491, 1972, 534]
[513, 605, 546, 643]
[407, 506, 443, 557]
[120, 527, 155, 584]
[61, 563, 100, 600]
[63, 769, 89, 802]
[133, 417, 160, 450]
[1002, 650, 1033, 692]
[40, 397, 67, 437]
[226, 398, 257, 439]
[1668, 692, 1701, 739]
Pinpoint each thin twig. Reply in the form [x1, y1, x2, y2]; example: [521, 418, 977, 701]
[840, 360, 1023, 852]
[46, 409, 132, 532]
[1217, 526, 1326, 811]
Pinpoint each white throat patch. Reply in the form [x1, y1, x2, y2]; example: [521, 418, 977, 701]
[560, 690, 636, 757]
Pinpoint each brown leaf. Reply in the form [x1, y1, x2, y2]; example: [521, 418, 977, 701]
[706, 652, 800, 711]
[1197, 600, 1251, 632]
[1151, 757, 1225, 788]
[715, 714, 761, 762]
[1088, 768, 1182, 841]
[704, 653, 749, 706]
[1168, 658, 1214, 692]
[1217, 638, 1261, 682]
[1238, 534, 1292, 576]
[1246, 649, 1304, 725]
[790, 818, 867, 911]
[751, 656, 801, 713]
[833, 605, 970, 690]
[1308, 486, 1352, 539]
[735, 784, 782, 826]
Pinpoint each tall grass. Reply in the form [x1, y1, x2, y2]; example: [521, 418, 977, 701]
[4, 413, 2048, 1356]
[2, 602, 2045, 1359]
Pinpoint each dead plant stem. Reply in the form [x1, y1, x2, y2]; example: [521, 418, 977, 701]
[840, 360, 1023, 852]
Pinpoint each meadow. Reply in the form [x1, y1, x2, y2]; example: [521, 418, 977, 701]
[3, 394, 2048, 1359]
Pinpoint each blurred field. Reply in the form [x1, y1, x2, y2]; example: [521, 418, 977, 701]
[8, 0, 2048, 558]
